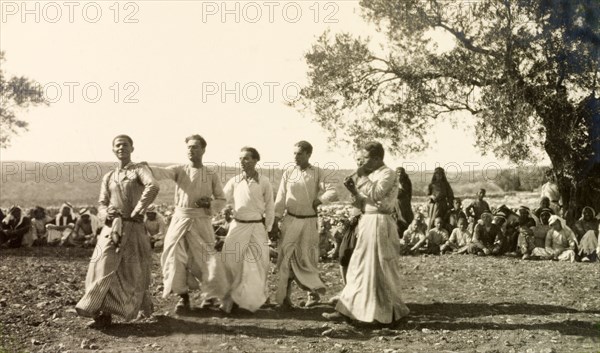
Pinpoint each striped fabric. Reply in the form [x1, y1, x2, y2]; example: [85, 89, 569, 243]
[76, 221, 153, 321]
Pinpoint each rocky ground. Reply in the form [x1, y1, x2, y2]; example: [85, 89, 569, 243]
[1, 247, 598, 353]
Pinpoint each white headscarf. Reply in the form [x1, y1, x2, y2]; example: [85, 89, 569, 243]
[2, 206, 25, 227]
[579, 206, 597, 221]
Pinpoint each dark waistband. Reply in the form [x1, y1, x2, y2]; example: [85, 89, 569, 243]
[363, 210, 395, 215]
[287, 212, 318, 219]
[234, 218, 264, 224]
[551, 200, 559, 203]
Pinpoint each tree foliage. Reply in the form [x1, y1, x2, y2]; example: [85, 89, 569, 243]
[297, 0, 600, 219]
[0, 51, 47, 148]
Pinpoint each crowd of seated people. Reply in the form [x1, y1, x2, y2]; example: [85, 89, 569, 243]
[2, 193, 599, 264]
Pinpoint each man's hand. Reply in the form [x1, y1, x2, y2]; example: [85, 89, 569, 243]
[106, 206, 120, 221]
[196, 197, 212, 209]
[130, 212, 144, 222]
[269, 217, 281, 241]
[343, 176, 358, 195]
[483, 248, 491, 255]
[312, 199, 322, 213]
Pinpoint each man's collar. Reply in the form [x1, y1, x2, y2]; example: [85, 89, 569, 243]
[242, 170, 260, 183]
[117, 161, 136, 171]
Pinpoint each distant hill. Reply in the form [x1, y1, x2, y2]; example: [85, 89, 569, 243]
[0, 161, 548, 208]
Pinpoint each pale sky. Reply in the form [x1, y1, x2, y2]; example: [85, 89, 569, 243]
[1, 1, 545, 172]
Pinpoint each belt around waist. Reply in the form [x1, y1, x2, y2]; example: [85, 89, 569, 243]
[287, 212, 318, 219]
[551, 200, 559, 203]
[234, 218, 264, 224]
[363, 210, 395, 215]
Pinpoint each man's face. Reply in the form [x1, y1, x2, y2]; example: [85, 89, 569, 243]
[453, 200, 461, 210]
[356, 149, 380, 172]
[540, 198, 550, 208]
[416, 215, 424, 225]
[518, 209, 528, 219]
[293, 146, 310, 167]
[434, 218, 442, 229]
[81, 214, 91, 224]
[481, 214, 492, 225]
[458, 219, 467, 230]
[239, 150, 257, 173]
[147, 212, 157, 221]
[61, 207, 71, 217]
[112, 138, 133, 161]
[187, 140, 205, 162]
[223, 209, 232, 222]
[477, 191, 485, 200]
[582, 208, 594, 221]
[540, 212, 551, 225]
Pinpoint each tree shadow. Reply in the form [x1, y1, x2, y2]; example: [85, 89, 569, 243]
[409, 302, 600, 317]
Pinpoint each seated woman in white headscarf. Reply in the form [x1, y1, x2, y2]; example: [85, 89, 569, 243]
[46, 203, 77, 245]
[574, 207, 599, 262]
[531, 215, 577, 262]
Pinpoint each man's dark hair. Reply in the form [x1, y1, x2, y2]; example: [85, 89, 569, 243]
[241, 146, 260, 161]
[295, 140, 313, 155]
[113, 134, 133, 146]
[479, 188, 486, 195]
[185, 134, 207, 148]
[363, 141, 385, 159]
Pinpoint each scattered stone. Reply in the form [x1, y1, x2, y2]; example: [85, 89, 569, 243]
[334, 343, 342, 348]
[275, 339, 283, 345]
[321, 328, 335, 337]
[540, 348, 556, 353]
[89, 343, 100, 350]
[31, 338, 42, 345]
[421, 328, 432, 334]
[36, 301, 48, 308]
[80, 339, 90, 349]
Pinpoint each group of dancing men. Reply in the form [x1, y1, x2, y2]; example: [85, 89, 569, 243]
[75, 134, 408, 328]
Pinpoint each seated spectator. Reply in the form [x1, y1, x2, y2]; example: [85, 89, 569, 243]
[30, 206, 51, 246]
[466, 189, 491, 221]
[0, 206, 33, 248]
[65, 208, 98, 247]
[46, 202, 77, 245]
[573, 206, 599, 243]
[533, 210, 552, 248]
[531, 215, 577, 262]
[144, 205, 166, 249]
[515, 225, 536, 260]
[518, 206, 538, 228]
[468, 211, 504, 256]
[422, 217, 449, 254]
[400, 213, 427, 255]
[212, 206, 233, 252]
[575, 207, 599, 262]
[534, 197, 555, 219]
[447, 198, 467, 231]
[441, 217, 471, 254]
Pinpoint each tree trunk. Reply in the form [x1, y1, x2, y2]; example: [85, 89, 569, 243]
[544, 95, 600, 226]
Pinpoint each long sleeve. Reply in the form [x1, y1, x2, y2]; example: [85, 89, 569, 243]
[274, 171, 288, 218]
[148, 165, 179, 181]
[210, 173, 227, 216]
[132, 165, 160, 216]
[317, 168, 338, 203]
[356, 169, 396, 203]
[263, 179, 275, 232]
[223, 178, 235, 205]
[97, 172, 112, 222]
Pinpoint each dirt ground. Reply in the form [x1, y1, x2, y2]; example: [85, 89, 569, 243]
[1, 247, 598, 353]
